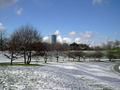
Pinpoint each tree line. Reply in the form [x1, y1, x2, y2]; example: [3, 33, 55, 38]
[0, 24, 120, 65]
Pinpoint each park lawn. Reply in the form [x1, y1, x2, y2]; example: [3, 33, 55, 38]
[0, 63, 43, 66]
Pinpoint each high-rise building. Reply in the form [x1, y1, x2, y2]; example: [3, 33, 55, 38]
[49, 34, 56, 44]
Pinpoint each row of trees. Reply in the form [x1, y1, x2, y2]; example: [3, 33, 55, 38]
[0, 25, 71, 64]
[67, 51, 103, 62]
[0, 24, 120, 65]
[0, 25, 41, 64]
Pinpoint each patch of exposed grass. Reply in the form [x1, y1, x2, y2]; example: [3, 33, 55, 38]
[103, 88, 112, 90]
[70, 60, 83, 62]
[89, 84, 111, 90]
[93, 60, 104, 62]
[0, 63, 43, 66]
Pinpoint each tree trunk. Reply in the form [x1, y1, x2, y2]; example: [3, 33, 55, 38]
[27, 51, 31, 64]
[94, 58, 96, 61]
[11, 59, 13, 65]
[98, 58, 100, 62]
[0, 34, 3, 51]
[73, 58, 74, 61]
[83, 57, 85, 62]
[78, 57, 80, 62]
[45, 58, 47, 63]
[11, 52, 13, 65]
[24, 50, 26, 64]
[109, 58, 112, 62]
[57, 57, 59, 62]
[27, 56, 30, 64]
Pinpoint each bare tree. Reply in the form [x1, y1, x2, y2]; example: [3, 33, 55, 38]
[4, 32, 20, 65]
[74, 51, 84, 62]
[51, 43, 64, 62]
[92, 51, 103, 61]
[12, 25, 41, 64]
[0, 30, 7, 51]
[106, 50, 116, 61]
[67, 52, 76, 61]
[32, 42, 50, 63]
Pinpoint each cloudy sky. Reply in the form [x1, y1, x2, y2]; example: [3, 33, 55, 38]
[0, 0, 120, 46]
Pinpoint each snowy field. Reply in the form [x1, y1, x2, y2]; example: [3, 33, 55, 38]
[0, 52, 120, 90]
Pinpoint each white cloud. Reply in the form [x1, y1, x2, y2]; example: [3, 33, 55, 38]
[74, 38, 81, 43]
[90, 41, 103, 47]
[0, 0, 18, 8]
[63, 37, 72, 44]
[80, 31, 93, 39]
[82, 40, 89, 44]
[42, 35, 73, 44]
[57, 35, 73, 44]
[92, 0, 102, 5]
[57, 35, 63, 43]
[69, 31, 76, 36]
[0, 22, 5, 32]
[91, 42, 103, 47]
[42, 35, 64, 44]
[74, 37, 90, 45]
[42, 34, 109, 48]
[62, 37, 89, 45]
[43, 33, 95, 45]
[16, 8, 23, 15]
[55, 30, 60, 35]
[42, 36, 49, 43]
[90, 41, 95, 47]
[75, 38, 89, 44]
[42, 35, 90, 45]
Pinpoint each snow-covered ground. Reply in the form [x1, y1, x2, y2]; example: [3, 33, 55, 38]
[0, 52, 120, 90]
[0, 62, 120, 90]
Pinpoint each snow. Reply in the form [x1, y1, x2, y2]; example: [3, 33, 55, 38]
[0, 52, 120, 90]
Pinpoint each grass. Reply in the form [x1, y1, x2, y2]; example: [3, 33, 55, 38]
[89, 84, 112, 90]
[0, 63, 43, 66]
[103, 88, 112, 90]
[93, 60, 104, 62]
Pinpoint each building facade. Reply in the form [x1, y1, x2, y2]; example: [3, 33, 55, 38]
[49, 34, 56, 44]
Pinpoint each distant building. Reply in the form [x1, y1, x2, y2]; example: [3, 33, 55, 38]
[49, 34, 56, 44]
